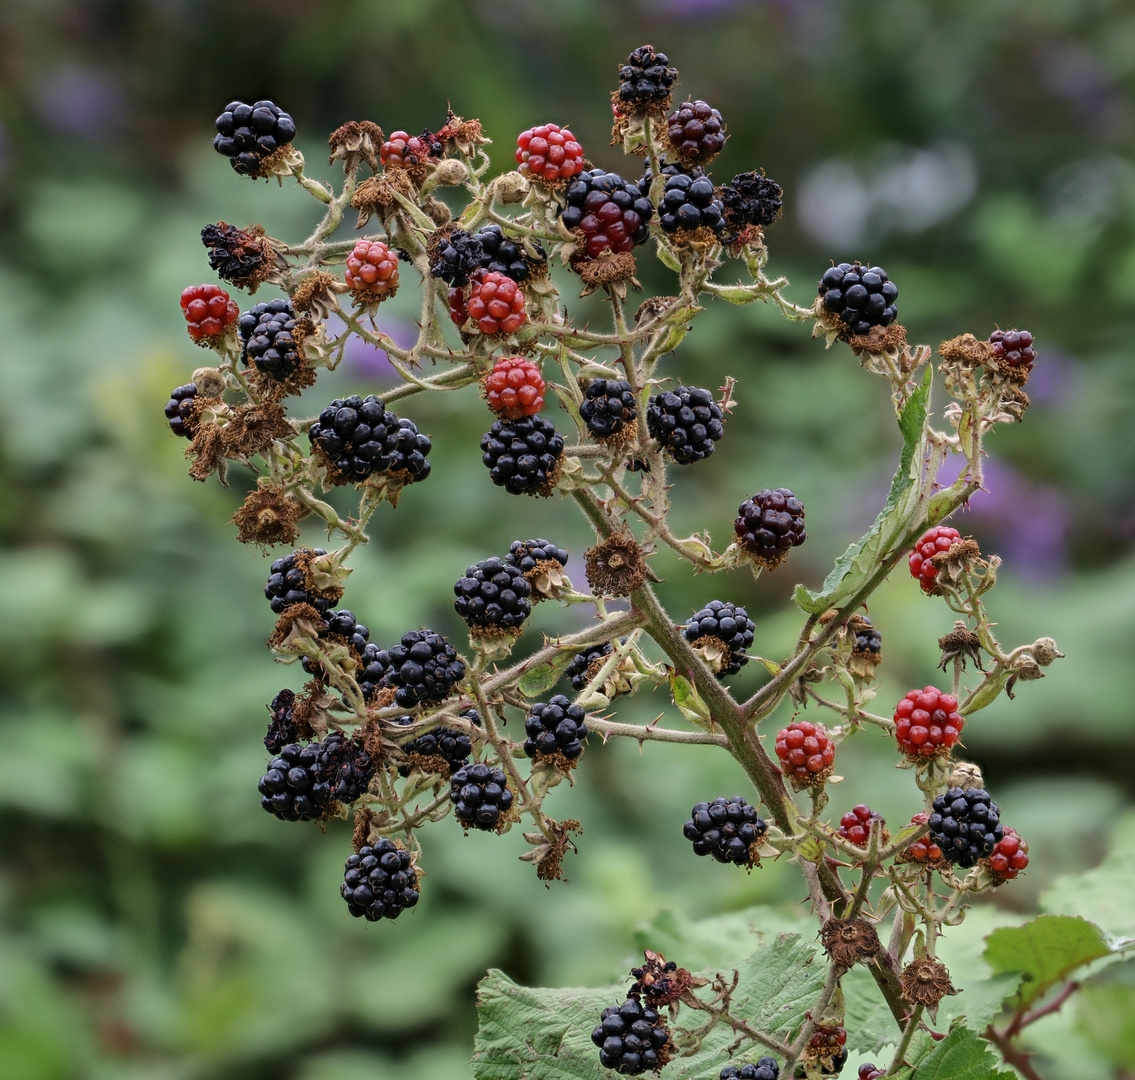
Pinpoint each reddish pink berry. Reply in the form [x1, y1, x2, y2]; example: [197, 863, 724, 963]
[838, 804, 885, 847]
[380, 129, 439, 168]
[464, 271, 526, 335]
[515, 123, 584, 183]
[987, 825, 1029, 880]
[893, 685, 963, 759]
[774, 719, 835, 784]
[908, 525, 961, 594]
[345, 239, 399, 298]
[902, 812, 946, 863]
[485, 357, 545, 419]
[180, 283, 238, 343]
[989, 328, 1036, 370]
[447, 286, 468, 328]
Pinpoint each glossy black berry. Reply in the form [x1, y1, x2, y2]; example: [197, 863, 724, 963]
[386, 629, 466, 708]
[684, 796, 767, 864]
[580, 378, 637, 440]
[666, 100, 726, 164]
[504, 538, 569, 575]
[214, 99, 296, 175]
[257, 740, 331, 821]
[591, 996, 671, 1075]
[309, 394, 431, 484]
[564, 642, 613, 691]
[263, 689, 298, 755]
[683, 600, 755, 677]
[657, 173, 726, 236]
[560, 169, 653, 258]
[453, 557, 532, 633]
[357, 643, 392, 703]
[239, 298, 300, 381]
[341, 838, 420, 922]
[301, 608, 370, 678]
[720, 1058, 780, 1080]
[819, 263, 899, 338]
[428, 228, 484, 287]
[396, 708, 480, 777]
[853, 618, 882, 658]
[450, 762, 514, 831]
[646, 386, 724, 464]
[928, 786, 1003, 869]
[264, 548, 332, 614]
[616, 45, 678, 107]
[164, 383, 198, 439]
[721, 171, 783, 229]
[734, 488, 807, 569]
[524, 695, 589, 762]
[480, 415, 564, 496]
[201, 222, 270, 288]
[473, 223, 546, 283]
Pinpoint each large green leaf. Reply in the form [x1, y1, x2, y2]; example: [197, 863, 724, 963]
[892, 1024, 1016, 1079]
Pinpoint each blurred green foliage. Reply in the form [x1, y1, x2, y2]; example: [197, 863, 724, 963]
[2, 1, 1135, 1077]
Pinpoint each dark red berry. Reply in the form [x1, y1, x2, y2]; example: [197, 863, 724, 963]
[381, 129, 441, 168]
[734, 488, 806, 569]
[986, 825, 1029, 880]
[464, 271, 526, 335]
[560, 169, 653, 258]
[774, 720, 835, 785]
[164, 383, 199, 439]
[893, 685, 963, 759]
[838, 804, 885, 847]
[908, 525, 962, 594]
[345, 239, 399, 298]
[666, 100, 726, 164]
[516, 123, 584, 183]
[485, 357, 545, 419]
[989, 328, 1036, 370]
[180, 283, 239, 343]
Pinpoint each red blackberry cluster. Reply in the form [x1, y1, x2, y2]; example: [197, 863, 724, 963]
[893, 686, 963, 759]
[395, 708, 480, 777]
[213, 99, 296, 175]
[480, 415, 565, 496]
[666, 100, 726, 165]
[385, 629, 466, 708]
[180, 283, 239, 343]
[308, 394, 431, 484]
[430, 229, 484, 286]
[264, 548, 333, 614]
[473, 224, 546, 282]
[908, 525, 962, 594]
[808, 1025, 848, 1075]
[720, 1060, 780, 1080]
[453, 557, 532, 634]
[463, 271, 527, 335]
[345, 239, 399, 298]
[838, 804, 885, 847]
[485, 357, 545, 419]
[263, 689, 298, 754]
[986, 826, 1029, 881]
[646, 386, 725, 464]
[164, 383, 198, 438]
[564, 642, 613, 691]
[560, 169, 653, 258]
[734, 488, 806, 569]
[523, 695, 589, 762]
[857, 1066, 885, 1080]
[818, 263, 899, 338]
[900, 812, 945, 864]
[450, 762, 514, 831]
[239, 298, 301, 381]
[615, 45, 678, 107]
[928, 786, 1003, 869]
[775, 720, 835, 785]
[341, 838, 420, 922]
[683, 795, 767, 865]
[682, 600, 755, 677]
[201, 222, 271, 289]
[381, 129, 442, 168]
[721, 171, 784, 230]
[657, 173, 726, 236]
[591, 996, 671, 1075]
[579, 378, 637, 440]
[989, 328, 1036, 370]
[515, 123, 585, 183]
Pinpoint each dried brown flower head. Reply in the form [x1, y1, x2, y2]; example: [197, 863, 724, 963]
[820, 918, 882, 969]
[900, 958, 957, 1007]
[585, 530, 648, 597]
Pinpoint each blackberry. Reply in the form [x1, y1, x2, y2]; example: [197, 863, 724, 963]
[989, 328, 1036, 371]
[213, 99, 296, 175]
[453, 557, 532, 634]
[239, 298, 301, 381]
[560, 169, 653, 258]
[807, 1026, 848, 1076]
[396, 708, 480, 777]
[775, 719, 835, 786]
[818, 263, 898, 338]
[857, 1067, 885, 1080]
[201, 222, 272, 290]
[263, 689, 298, 754]
[682, 600, 755, 677]
[986, 825, 1029, 881]
[893, 686, 963, 759]
[257, 740, 331, 821]
[734, 488, 807, 570]
[838, 804, 886, 848]
[580, 378, 638, 441]
[523, 695, 589, 763]
[480, 415, 564, 496]
[720, 1060, 780, 1080]
[657, 173, 726, 236]
[473, 224, 546, 283]
[428, 228, 484, 287]
[484, 357, 545, 420]
[386, 628, 466, 708]
[515, 123, 585, 183]
[465, 270, 527, 335]
[721, 171, 784, 229]
[564, 642, 613, 691]
[504, 537, 569, 576]
[450, 762, 514, 831]
[909, 525, 962, 594]
[683, 795, 767, 865]
[164, 383, 198, 439]
[358, 643, 393, 703]
[851, 616, 882, 659]
[928, 786, 1003, 869]
[646, 386, 724, 465]
[180, 283, 239, 343]
[591, 996, 672, 1075]
[345, 239, 399, 298]
[381, 129, 441, 168]
[318, 730, 377, 804]
[301, 608, 370, 678]
[616, 45, 678, 108]
[309, 394, 431, 484]
[341, 838, 419, 922]
[264, 547, 334, 614]
[666, 100, 727, 165]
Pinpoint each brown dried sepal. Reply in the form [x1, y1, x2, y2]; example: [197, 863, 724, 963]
[351, 806, 378, 852]
[634, 294, 680, 325]
[937, 621, 984, 673]
[585, 530, 648, 598]
[202, 222, 275, 293]
[351, 170, 417, 229]
[293, 270, 348, 318]
[529, 747, 584, 775]
[231, 482, 307, 549]
[574, 249, 639, 289]
[522, 559, 569, 602]
[928, 537, 982, 592]
[687, 634, 733, 677]
[629, 950, 693, 1008]
[268, 602, 326, 652]
[900, 958, 958, 1007]
[246, 358, 317, 403]
[938, 333, 993, 368]
[610, 93, 673, 155]
[467, 623, 524, 647]
[435, 110, 488, 157]
[519, 818, 582, 883]
[185, 421, 226, 484]
[221, 401, 293, 460]
[820, 918, 882, 969]
[848, 322, 908, 357]
[666, 225, 723, 253]
[724, 223, 766, 258]
[999, 383, 1030, 421]
[328, 120, 384, 173]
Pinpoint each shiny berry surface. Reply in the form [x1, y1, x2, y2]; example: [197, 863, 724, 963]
[838, 804, 884, 847]
[515, 123, 584, 182]
[180, 283, 239, 341]
[345, 239, 399, 296]
[774, 720, 835, 782]
[989, 328, 1036, 369]
[893, 685, 963, 758]
[988, 825, 1029, 879]
[465, 271, 526, 335]
[908, 525, 961, 594]
[485, 357, 545, 418]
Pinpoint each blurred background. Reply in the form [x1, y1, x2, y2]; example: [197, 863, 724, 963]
[2, 1, 1135, 1077]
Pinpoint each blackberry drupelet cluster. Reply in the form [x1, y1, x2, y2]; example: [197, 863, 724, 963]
[561, 169, 653, 258]
[592, 996, 671, 1075]
[319, 730, 377, 803]
[646, 386, 725, 464]
[505, 537, 569, 576]
[341, 838, 419, 922]
[720, 1059, 780, 1080]
[201, 222, 270, 288]
[818, 263, 899, 338]
[309, 394, 431, 484]
[775, 719, 835, 785]
[180, 283, 239, 342]
[838, 804, 885, 847]
[481, 415, 564, 496]
[258, 740, 332, 821]
[429, 229, 484, 286]
[474, 224, 546, 282]
[734, 488, 807, 569]
[264, 548, 333, 614]
[909, 525, 962, 594]
[657, 173, 726, 236]
[386, 629, 465, 708]
[893, 686, 963, 759]
[616, 45, 678, 107]
[852, 617, 882, 659]
[450, 762, 514, 831]
[683, 796, 767, 865]
[263, 689, 298, 754]
[900, 812, 945, 864]
[986, 826, 1029, 881]
[357, 643, 392, 703]
[464, 271, 527, 335]
[214, 99, 296, 175]
[396, 708, 480, 777]
[515, 123, 585, 183]
[381, 129, 441, 168]
[523, 695, 589, 762]
[682, 600, 755, 677]
[345, 239, 399, 297]
[721, 171, 783, 229]
[239, 298, 301, 381]
[164, 383, 198, 438]
[989, 328, 1036, 370]
[453, 557, 532, 634]
[928, 786, 1003, 869]
[666, 100, 726, 164]
[580, 378, 637, 440]
[301, 608, 369, 678]
[485, 357, 545, 419]
[564, 642, 613, 690]
[808, 1026, 848, 1075]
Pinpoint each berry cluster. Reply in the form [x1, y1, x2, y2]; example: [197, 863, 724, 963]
[341, 838, 419, 922]
[564, 642, 613, 691]
[721, 170, 783, 230]
[646, 386, 725, 464]
[264, 548, 334, 614]
[164, 383, 198, 439]
[682, 600, 755, 677]
[683, 796, 767, 865]
[899, 812, 946, 864]
[381, 129, 441, 168]
[908, 525, 962, 594]
[515, 123, 584, 182]
[808, 1025, 848, 1075]
[893, 686, 963, 759]
[239, 298, 301, 381]
[485, 357, 545, 419]
[615, 45, 678, 107]
[989, 328, 1036, 370]
[450, 762, 514, 831]
[257, 741, 331, 821]
[666, 100, 726, 164]
[838, 804, 885, 848]
[309, 395, 431, 484]
[591, 997, 671, 1075]
[734, 488, 806, 569]
[928, 786, 1003, 869]
[475, 224, 546, 282]
[720, 1060, 780, 1080]
[480, 415, 565, 496]
[459, 271, 527, 335]
[818, 263, 899, 338]
[385, 629, 466, 708]
[657, 173, 726, 236]
[775, 720, 835, 785]
[180, 283, 239, 342]
[395, 709, 479, 777]
[523, 695, 589, 763]
[561, 169, 653, 258]
[986, 826, 1029, 881]
[213, 99, 295, 175]
[263, 689, 299, 754]
[453, 557, 532, 635]
[345, 239, 399, 298]
[579, 378, 637, 440]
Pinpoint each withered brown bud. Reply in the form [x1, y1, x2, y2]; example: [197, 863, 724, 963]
[938, 333, 993, 367]
[435, 111, 488, 156]
[576, 250, 638, 288]
[421, 195, 452, 227]
[221, 401, 293, 459]
[820, 918, 882, 969]
[1030, 637, 1064, 666]
[947, 760, 984, 790]
[519, 818, 582, 883]
[328, 120, 384, 173]
[432, 158, 469, 186]
[848, 322, 908, 357]
[351, 171, 417, 229]
[231, 481, 307, 549]
[200, 222, 275, 293]
[292, 270, 348, 319]
[492, 171, 530, 204]
[899, 958, 957, 1007]
[937, 621, 984, 673]
[584, 530, 648, 597]
[191, 366, 227, 398]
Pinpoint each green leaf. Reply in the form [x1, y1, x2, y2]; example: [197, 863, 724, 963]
[794, 367, 932, 614]
[1076, 974, 1135, 1064]
[893, 1024, 1016, 1079]
[518, 649, 581, 697]
[984, 914, 1115, 1010]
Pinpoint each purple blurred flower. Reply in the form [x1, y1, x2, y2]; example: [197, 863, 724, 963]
[36, 68, 126, 137]
[325, 313, 417, 383]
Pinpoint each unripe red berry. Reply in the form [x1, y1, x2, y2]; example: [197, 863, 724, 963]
[893, 685, 963, 759]
[838, 804, 885, 847]
[986, 825, 1029, 881]
[180, 283, 239, 343]
[485, 357, 545, 419]
[908, 525, 961, 594]
[774, 719, 835, 785]
[515, 123, 584, 183]
[464, 271, 527, 335]
[345, 239, 399, 298]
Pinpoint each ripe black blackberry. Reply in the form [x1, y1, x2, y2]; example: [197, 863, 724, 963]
[319, 730, 377, 804]
[264, 548, 334, 614]
[450, 762, 514, 831]
[721, 171, 784, 229]
[239, 298, 301, 381]
[591, 996, 672, 1075]
[341, 838, 420, 922]
[928, 786, 1003, 869]
[504, 538, 569, 576]
[480, 415, 565, 496]
[818, 263, 899, 338]
[734, 488, 807, 570]
[646, 386, 725, 464]
[473, 224, 546, 283]
[396, 708, 480, 777]
[720, 1059, 780, 1080]
[213, 99, 296, 175]
[616, 45, 678, 108]
[453, 557, 532, 634]
[657, 173, 726, 236]
[164, 383, 198, 438]
[263, 689, 299, 754]
[386, 629, 466, 708]
[564, 642, 613, 691]
[358, 643, 392, 703]
[309, 394, 431, 484]
[257, 740, 332, 821]
[580, 378, 638, 441]
[683, 600, 755, 678]
[560, 169, 653, 258]
[523, 695, 589, 763]
[849, 615, 882, 680]
[428, 228, 484, 287]
[301, 608, 370, 678]
[683, 795, 767, 865]
[666, 100, 727, 165]
[201, 222, 272, 289]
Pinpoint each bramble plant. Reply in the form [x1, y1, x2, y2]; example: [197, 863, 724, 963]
[170, 47, 1131, 1080]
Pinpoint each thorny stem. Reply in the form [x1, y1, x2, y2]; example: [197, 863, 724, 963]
[888, 1003, 926, 1076]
